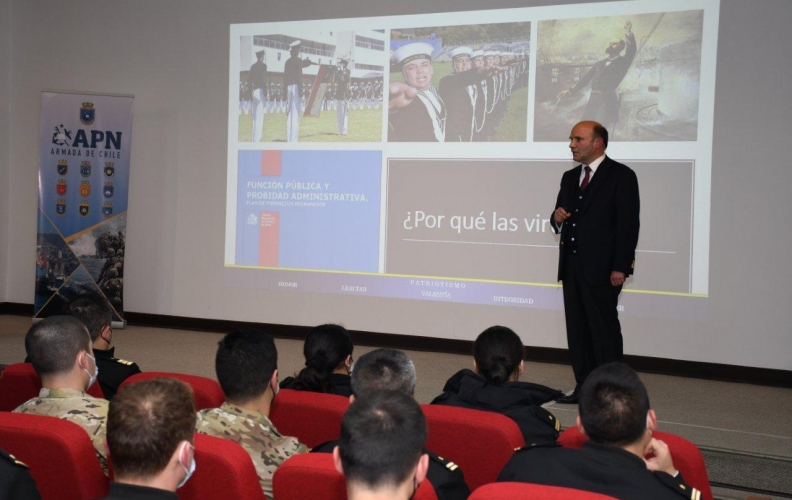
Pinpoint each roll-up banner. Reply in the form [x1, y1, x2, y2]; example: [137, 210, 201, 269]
[35, 91, 134, 326]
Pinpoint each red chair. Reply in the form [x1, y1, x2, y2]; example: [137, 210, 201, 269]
[0, 362, 104, 411]
[558, 427, 713, 500]
[470, 482, 618, 499]
[118, 372, 224, 411]
[273, 453, 437, 500]
[0, 412, 109, 500]
[420, 404, 524, 491]
[269, 389, 349, 448]
[179, 433, 266, 500]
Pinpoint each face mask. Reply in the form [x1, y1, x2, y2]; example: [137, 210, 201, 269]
[83, 353, 99, 390]
[177, 442, 196, 489]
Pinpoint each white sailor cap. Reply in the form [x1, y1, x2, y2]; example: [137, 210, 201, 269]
[290, 40, 301, 48]
[471, 50, 484, 59]
[392, 42, 434, 66]
[448, 46, 473, 59]
[484, 50, 497, 57]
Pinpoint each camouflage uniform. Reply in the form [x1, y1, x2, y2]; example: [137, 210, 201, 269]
[13, 388, 109, 475]
[196, 403, 308, 498]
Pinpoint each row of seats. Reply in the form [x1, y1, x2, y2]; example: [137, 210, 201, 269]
[0, 366, 713, 500]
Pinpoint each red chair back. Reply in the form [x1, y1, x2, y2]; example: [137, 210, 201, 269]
[269, 389, 349, 448]
[118, 372, 224, 411]
[273, 453, 437, 500]
[420, 404, 524, 491]
[0, 362, 104, 411]
[179, 433, 266, 500]
[470, 482, 618, 499]
[0, 412, 109, 500]
[558, 427, 713, 500]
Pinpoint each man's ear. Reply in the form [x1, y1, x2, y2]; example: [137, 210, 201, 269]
[348, 394, 355, 404]
[518, 360, 525, 376]
[270, 369, 279, 391]
[415, 453, 430, 484]
[333, 446, 344, 475]
[576, 415, 587, 436]
[472, 359, 478, 373]
[647, 409, 657, 432]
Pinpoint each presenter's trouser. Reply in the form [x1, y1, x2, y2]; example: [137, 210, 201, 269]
[287, 84, 301, 142]
[336, 99, 348, 135]
[562, 254, 623, 386]
[252, 89, 266, 142]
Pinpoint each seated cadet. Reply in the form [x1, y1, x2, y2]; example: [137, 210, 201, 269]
[498, 362, 702, 500]
[196, 330, 308, 499]
[333, 391, 429, 500]
[14, 316, 109, 475]
[63, 293, 141, 400]
[99, 378, 197, 499]
[0, 447, 42, 500]
[280, 324, 354, 397]
[313, 348, 470, 500]
[431, 325, 563, 445]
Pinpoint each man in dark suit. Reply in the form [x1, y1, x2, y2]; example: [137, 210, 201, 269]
[551, 121, 639, 403]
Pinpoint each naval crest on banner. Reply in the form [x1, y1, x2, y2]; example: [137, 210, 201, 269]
[56, 199, 66, 216]
[80, 102, 95, 125]
[57, 159, 68, 175]
[56, 179, 67, 196]
[102, 202, 113, 217]
[104, 162, 115, 177]
[103, 182, 114, 198]
[80, 181, 91, 197]
[79, 200, 90, 217]
[80, 161, 92, 177]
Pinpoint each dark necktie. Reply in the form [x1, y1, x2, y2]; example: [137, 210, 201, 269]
[580, 165, 591, 191]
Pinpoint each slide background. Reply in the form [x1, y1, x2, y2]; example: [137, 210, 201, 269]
[1, 0, 790, 371]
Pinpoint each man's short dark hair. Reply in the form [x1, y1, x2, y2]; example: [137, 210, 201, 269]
[592, 123, 609, 149]
[578, 362, 650, 446]
[339, 391, 427, 489]
[63, 293, 112, 342]
[350, 349, 416, 398]
[108, 378, 196, 479]
[215, 329, 278, 402]
[25, 316, 90, 376]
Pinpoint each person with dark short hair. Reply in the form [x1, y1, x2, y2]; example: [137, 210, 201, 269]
[63, 293, 141, 400]
[313, 349, 470, 500]
[196, 330, 307, 499]
[552, 120, 640, 404]
[432, 326, 562, 445]
[333, 391, 429, 500]
[15, 316, 109, 475]
[280, 324, 354, 397]
[97, 377, 196, 499]
[498, 363, 700, 500]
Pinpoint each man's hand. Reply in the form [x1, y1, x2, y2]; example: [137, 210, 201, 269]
[644, 438, 677, 476]
[389, 83, 417, 110]
[610, 271, 626, 287]
[553, 207, 571, 225]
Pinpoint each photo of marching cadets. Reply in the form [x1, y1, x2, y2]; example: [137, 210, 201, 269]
[237, 31, 386, 143]
[388, 23, 531, 142]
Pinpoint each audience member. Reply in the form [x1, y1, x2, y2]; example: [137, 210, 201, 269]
[63, 293, 141, 400]
[280, 324, 354, 397]
[313, 348, 470, 500]
[0, 448, 42, 500]
[196, 329, 307, 499]
[498, 362, 701, 500]
[432, 325, 562, 445]
[334, 391, 429, 500]
[14, 316, 109, 475]
[99, 377, 197, 499]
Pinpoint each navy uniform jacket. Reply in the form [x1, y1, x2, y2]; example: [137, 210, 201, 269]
[249, 61, 268, 92]
[0, 449, 42, 500]
[431, 369, 562, 445]
[93, 483, 178, 499]
[551, 156, 640, 285]
[312, 440, 470, 500]
[94, 347, 141, 400]
[498, 441, 701, 500]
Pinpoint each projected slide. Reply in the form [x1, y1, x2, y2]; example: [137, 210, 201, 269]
[226, 0, 719, 320]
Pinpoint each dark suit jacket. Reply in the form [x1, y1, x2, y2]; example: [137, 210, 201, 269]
[551, 156, 640, 285]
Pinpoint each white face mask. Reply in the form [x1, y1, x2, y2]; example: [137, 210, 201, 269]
[83, 353, 99, 390]
[177, 442, 196, 489]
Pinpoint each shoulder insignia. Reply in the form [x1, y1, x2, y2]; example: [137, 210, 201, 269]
[115, 358, 134, 366]
[445, 461, 458, 471]
[5, 453, 29, 469]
